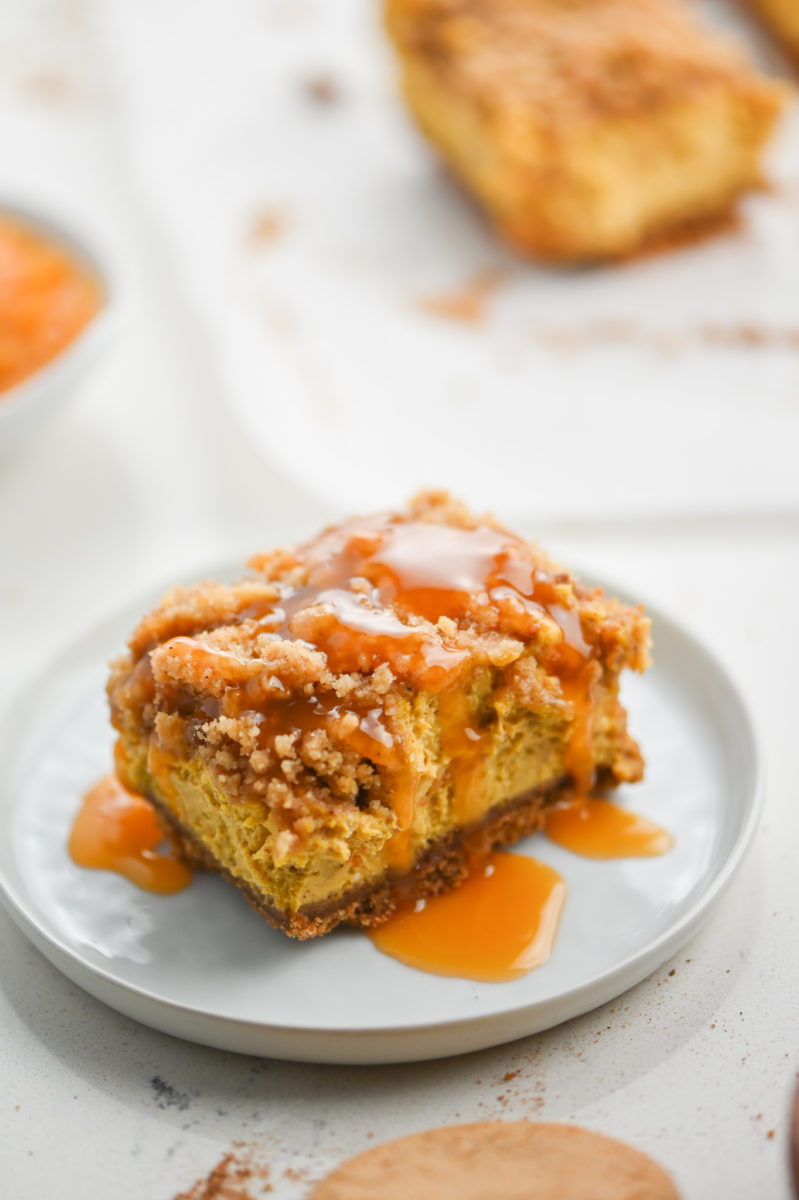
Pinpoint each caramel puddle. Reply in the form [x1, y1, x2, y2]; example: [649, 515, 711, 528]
[369, 852, 566, 983]
[69, 782, 671, 986]
[545, 796, 673, 859]
[69, 774, 192, 894]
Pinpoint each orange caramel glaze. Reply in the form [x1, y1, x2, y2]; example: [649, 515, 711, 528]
[246, 516, 593, 684]
[370, 851, 566, 982]
[148, 514, 599, 855]
[0, 214, 101, 394]
[260, 516, 594, 788]
[545, 796, 673, 859]
[69, 774, 192, 893]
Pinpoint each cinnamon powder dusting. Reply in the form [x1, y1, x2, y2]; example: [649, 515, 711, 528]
[246, 211, 288, 249]
[417, 268, 505, 323]
[172, 1144, 272, 1200]
[302, 74, 342, 104]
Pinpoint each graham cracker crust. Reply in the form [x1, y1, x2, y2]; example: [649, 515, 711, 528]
[147, 774, 599, 940]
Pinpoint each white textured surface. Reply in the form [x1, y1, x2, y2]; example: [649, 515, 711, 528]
[0, 1, 798, 1197]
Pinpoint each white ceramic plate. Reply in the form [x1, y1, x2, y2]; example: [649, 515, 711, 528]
[0, 572, 760, 1064]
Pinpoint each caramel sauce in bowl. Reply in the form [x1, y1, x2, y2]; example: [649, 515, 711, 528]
[0, 198, 120, 457]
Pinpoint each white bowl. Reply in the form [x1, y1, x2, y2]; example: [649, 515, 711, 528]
[0, 198, 121, 459]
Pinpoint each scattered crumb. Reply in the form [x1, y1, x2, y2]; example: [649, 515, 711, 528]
[302, 74, 343, 104]
[532, 320, 799, 355]
[21, 70, 81, 103]
[476, 1049, 546, 1117]
[417, 268, 505, 324]
[247, 211, 289, 249]
[282, 1166, 307, 1182]
[150, 1076, 192, 1113]
[172, 1144, 273, 1200]
[699, 323, 799, 349]
[767, 1130, 776, 1140]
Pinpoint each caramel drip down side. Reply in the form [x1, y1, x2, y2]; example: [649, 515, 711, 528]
[437, 685, 488, 827]
[271, 516, 602, 836]
[69, 774, 192, 894]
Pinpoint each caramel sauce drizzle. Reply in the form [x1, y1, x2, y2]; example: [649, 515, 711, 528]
[370, 851, 566, 983]
[141, 515, 599, 878]
[69, 774, 192, 894]
[545, 796, 673, 859]
[240, 515, 599, 833]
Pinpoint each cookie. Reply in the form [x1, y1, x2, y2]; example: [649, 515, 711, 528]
[310, 1121, 680, 1200]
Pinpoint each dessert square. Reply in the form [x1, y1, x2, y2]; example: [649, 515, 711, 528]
[108, 493, 650, 938]
[385, 0, 787, 261]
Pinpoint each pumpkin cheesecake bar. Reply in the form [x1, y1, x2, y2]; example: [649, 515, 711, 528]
[384, 0, 787, 261]
[108, 493, 650, 939]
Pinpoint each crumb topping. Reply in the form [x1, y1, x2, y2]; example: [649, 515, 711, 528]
[387, 0, 778, 125]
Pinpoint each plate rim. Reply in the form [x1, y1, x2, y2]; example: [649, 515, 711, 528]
[0, 564, 763, 1062]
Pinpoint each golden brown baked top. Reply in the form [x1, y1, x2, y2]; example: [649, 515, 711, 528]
[109, 493, 649, 844]
[386, 0, 777, 125]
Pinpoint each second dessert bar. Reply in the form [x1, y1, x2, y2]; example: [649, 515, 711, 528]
[385, 0, 787, 261]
